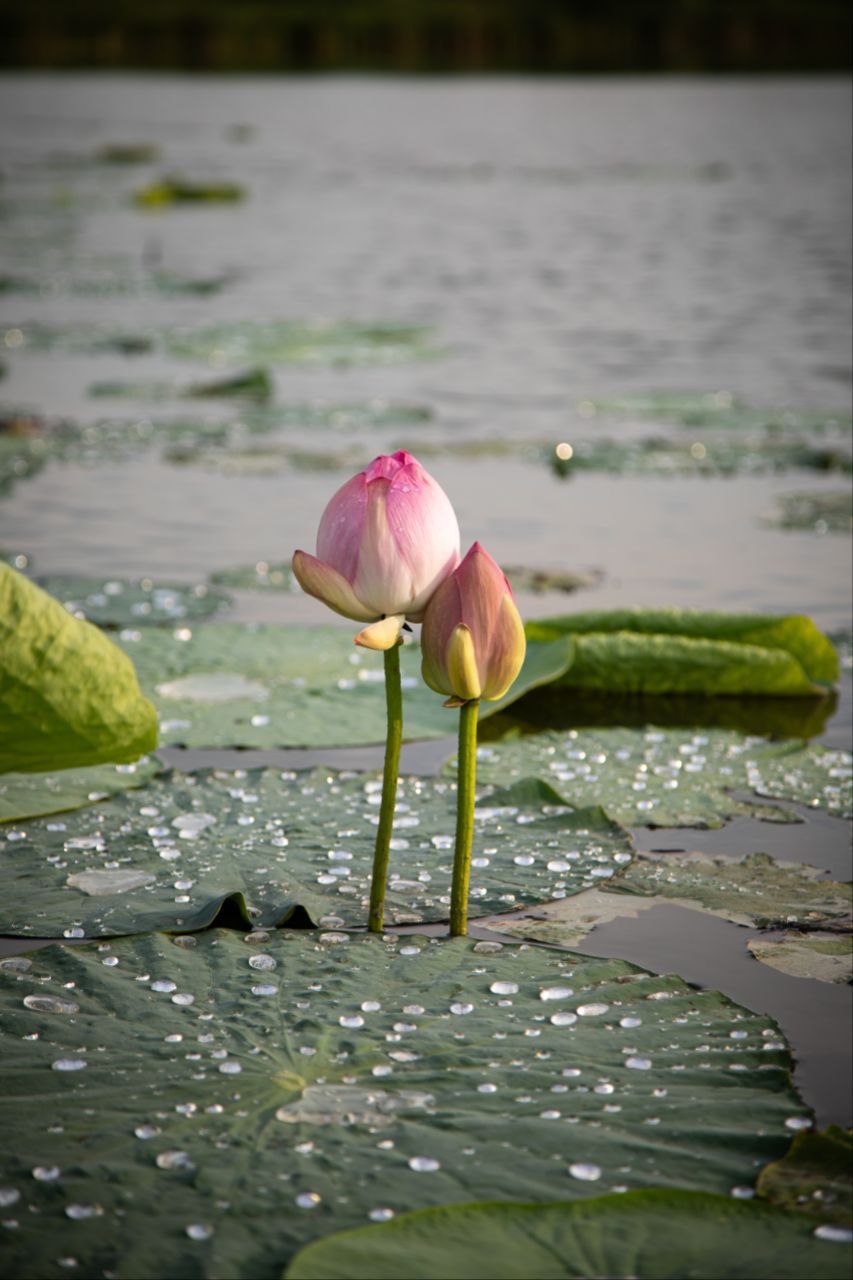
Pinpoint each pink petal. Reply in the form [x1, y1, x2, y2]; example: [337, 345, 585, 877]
[316, 473, 367, 585]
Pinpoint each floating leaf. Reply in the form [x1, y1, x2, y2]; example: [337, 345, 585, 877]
[528, 608, 839, 690]
[757, 1128, 853, 1227]
[165, 318, 439, 366]
[0, 765, 631, 936]
[762, 491, 852, 534]
[474, 726, 852, 826]
[89, 366, 274, 403]
[209, 562, 298, 592]
[0, 757, 160, 823]
[133, 176, 245, 205]
[747, 934, 853, 985]
[0, 931, 812, 1278]
[96, 142, 160, 164]
[493, 851, 852, 945]
[548, 435, 852, 478]
[32, 575, 231, 628]
[285, 1190, 851, 1280]
[503, 565, 603, 595]
[0, 565, 158, 774]
[118, 624, 573, 748]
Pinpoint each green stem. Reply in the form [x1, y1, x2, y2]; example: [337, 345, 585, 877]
[450, 698, 480, 937]
[368, 642, 403, 934]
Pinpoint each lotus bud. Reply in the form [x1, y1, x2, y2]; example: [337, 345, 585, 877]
[292, 451, 460, 650]
[420, 542, 526, 703]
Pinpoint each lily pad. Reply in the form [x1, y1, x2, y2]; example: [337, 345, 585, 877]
[96, 143, 161, 164]
[89, 366, 274, 403]
[474, 727, 852, 826]
[285, 1190, 851, 1280]
[33, 575, 231, 628]
[133, 176, 245, 205]
[493, 851, 852, 946]
[548, 435, 852, 478]
[0, 757, 160, 823]
[578, 392, 852, 436]
[0, 930, 813, 1278]
[165, 319, 439, 366]
[503, 565, 603, 595]
[118, 624, 574, 748]
[528, 609, 839, 691]
[209, 561, 298, 592]
[747, 934, 853, 985]
[0, 765, 632, 936]
[0, 564, 158, 774]
[762, 491, 853, 534]
[757, 1128, 853, 1226]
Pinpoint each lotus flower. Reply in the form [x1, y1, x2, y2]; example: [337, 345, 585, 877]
[292, 451, 460, 649]
[420, 542, 526, 703]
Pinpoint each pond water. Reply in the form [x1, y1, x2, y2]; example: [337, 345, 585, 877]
[0, 74, 851, 1128]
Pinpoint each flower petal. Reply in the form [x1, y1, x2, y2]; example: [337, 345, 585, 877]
[481, 592, 527, 700]
[291, 551, 376, 622]
[354, 614, 405, 651]
[446, 624, 482, 701]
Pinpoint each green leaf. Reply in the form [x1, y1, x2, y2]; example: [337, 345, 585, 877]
[762, 490, 852, 534]
[0, 765, 632, 936]
[89, 366, 274, 402]
[0, 757, 160, 823]
[474, 726, 852, 827]
[32, 575, 231, 628]
[747, 933, 853, 985]
[0, 565, 158, 774]
[757, 1127, 853, 1227]
[118, 624, 573, 748]
[133, 176, 245, 205]
[166, 318, 440, 366]
[285, 1190, 851, 1280]
[528, 608, 839, 689]
[0, 931, 814, 1278]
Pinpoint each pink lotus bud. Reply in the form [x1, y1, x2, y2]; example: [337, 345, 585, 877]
[420, 543, 526, 702]
[292, 451, 460, 648]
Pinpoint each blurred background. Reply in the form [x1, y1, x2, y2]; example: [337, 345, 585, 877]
[0, 0, 850, 706]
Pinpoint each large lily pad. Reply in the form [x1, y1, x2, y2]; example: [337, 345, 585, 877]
[0, 757, 160, 824]
[0, 767, 632, 937]
[747, 934, 853, 985]
[757, 1128, 853, 1227]
[528, 609, 839, 691]
[0, 930, 812, 1278]
[578, 392, 852, 437]
[165, 319, 440, 366]
[33, 574, 231, 628]
[491, 852, 852, 947]
[285, 1190, 851, 1280]
[762, 491, 853, 534]
[118, 624, 573, 748]
[89, 366, 274, 403]
[548, 435, 852, 478]
[0, 565, 158, 774]
[474, 727, 852, 827]
[209, 562, 299, 592]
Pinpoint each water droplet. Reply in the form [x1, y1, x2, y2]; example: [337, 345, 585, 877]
[171, 993, 195, 1007]
[32, 1167, 60, 1182]
[52, 1058, 86, 1072]
[295, 1192, 321, 1209]
[251, 983, 278, 997]
[540, 986, 573, 1001]
[408, 1156, 440, 1173]
[219, 1061, 242, 1075]
[248, 954, 276, 972]
[450, 1003, 473, 1015]
[339, 1015, 364, 1029]
[577, 1003, 609, 1017]
[0, 1190, 20, 1208]
[619, 1016, 642, 1028]
[186, 1223, 214, 1241]
[151, 980, 177, 994]
[568, 1163, 602, 1182]
[626, 1056, 652, 1071]
[490, 981, 518, 996]
[134, 1125, 160, 1140]
[369, 1207, 395, 1222]
[814, 1225, 853, 1244]
[23, 995, 79, 1015]
[550, 1011, 577, 1027]
[478, 1083, 498, 1094]
[472, 942, 502, 955]
[156, 1151, 194, 1171]
[730, 1186, 755, 1199]
[65, 1204, 103, 1220]
[361, 1001, 381, 1013]
[785, 1117, 812, 1131]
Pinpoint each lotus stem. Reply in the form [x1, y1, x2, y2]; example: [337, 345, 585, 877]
[450, 698, 480, 937]
[368, 642, 404, 933]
